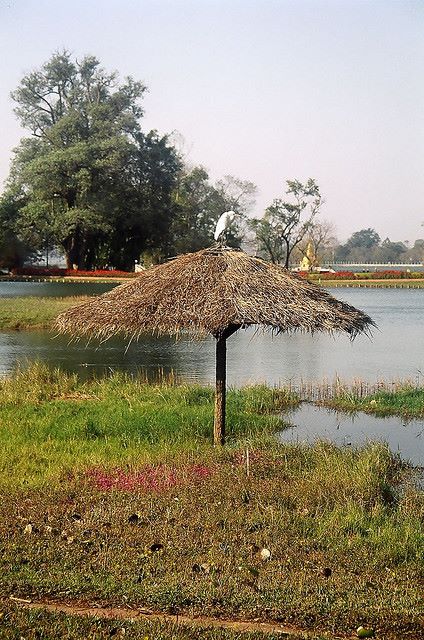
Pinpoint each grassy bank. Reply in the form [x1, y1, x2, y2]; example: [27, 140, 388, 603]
[322, 386, 424, 419]
[319, 279, 424, 288]
[297, 378, 424, 419]
[0, 365, 423, 638]
[0, 296, 91, 330]
[0, 363, 298, 488]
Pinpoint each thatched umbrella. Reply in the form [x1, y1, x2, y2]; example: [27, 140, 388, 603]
[54, 247, 374, 445]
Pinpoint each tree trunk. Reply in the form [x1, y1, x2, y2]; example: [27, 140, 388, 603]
[213, 325, 240, 446]
[284, 238, 290, 269]
[63, 227, 82, 270]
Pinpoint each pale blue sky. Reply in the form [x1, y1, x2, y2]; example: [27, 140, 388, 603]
[0, 0, 423, 241]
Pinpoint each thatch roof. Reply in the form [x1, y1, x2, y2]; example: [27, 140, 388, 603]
[54, 247, 374, 341]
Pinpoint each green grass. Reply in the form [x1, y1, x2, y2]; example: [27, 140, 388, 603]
[0, 363, 298, 488]
[0, 296, 91, 329]
[323, 386, 424, 418]
[0, 365, 422, 638]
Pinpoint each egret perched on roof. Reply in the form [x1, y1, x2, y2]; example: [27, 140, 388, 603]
[214, 210, 237, 243]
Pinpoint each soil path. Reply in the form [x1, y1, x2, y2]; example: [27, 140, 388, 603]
[6, 597, 355, 638]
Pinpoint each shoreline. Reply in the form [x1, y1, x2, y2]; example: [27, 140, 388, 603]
[318, 278, 424, 288]
[2, 274, 424, 287]
[0, 278, 423, 331]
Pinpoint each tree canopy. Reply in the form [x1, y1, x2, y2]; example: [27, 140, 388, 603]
[2, 51, 260, 270]
[6, 51, 182, 270]
[335, 229, 411, 263]
[0, 189, 34, 269]
[250, 179, 322, 267]
[171, 168, 256, 254]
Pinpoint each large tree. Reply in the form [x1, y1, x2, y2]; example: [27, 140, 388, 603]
[8, 51, 181, 270]
[171, 167, 215, 254]
[251, 179, 322, 267]
[105, 130, 182, 269]
[0, 190, 35, 269]
[335, 228, 381, 262]
[377, 238, 407, 263]
[407, 239, 424, 263]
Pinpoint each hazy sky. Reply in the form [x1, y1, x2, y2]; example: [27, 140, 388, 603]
[1, 0, 423, 242]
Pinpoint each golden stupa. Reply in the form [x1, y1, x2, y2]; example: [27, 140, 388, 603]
[300, 241, 318, 271]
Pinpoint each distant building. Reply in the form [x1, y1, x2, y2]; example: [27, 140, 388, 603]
[293, 242, 335, 274]
[299, 242, 318, 271]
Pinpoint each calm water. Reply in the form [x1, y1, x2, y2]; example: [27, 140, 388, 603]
[0, 281, 115, 298]
[0, 285, 423, 384]
[280, 403, 424, 466]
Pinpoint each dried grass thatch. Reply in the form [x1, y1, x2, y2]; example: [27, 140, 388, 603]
[54, 247, 374, 341]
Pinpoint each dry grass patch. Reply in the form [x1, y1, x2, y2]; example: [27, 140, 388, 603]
[0, 444, 422, 639]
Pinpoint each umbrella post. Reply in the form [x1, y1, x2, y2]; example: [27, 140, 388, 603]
[214, 325, 239, 446]
[214, 335, 227, 446]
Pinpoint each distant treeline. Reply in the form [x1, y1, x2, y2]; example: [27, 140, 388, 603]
[0, 51, 422, 272]
[330, 228, 424, 265]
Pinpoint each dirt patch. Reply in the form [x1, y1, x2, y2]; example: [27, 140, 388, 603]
[6, 597, 354, 638]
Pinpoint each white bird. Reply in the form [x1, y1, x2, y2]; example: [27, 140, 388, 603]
[214, 210, 237, 243]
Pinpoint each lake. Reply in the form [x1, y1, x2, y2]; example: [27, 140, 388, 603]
[0, 284, 423, 385]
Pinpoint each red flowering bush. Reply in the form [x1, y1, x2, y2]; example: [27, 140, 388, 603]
[308, 271, 355, 280]
[11, 267, 64, 276]
[64, 269, 137, 278]
[364, 270, 422, 279]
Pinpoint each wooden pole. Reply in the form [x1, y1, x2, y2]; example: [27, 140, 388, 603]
[214, 335, 227, 446]
[213, 325, 240, 446]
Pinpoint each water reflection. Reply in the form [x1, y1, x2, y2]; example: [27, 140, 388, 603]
[280, 403, 424, 466]
[0, 331, 206, 381]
